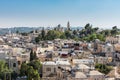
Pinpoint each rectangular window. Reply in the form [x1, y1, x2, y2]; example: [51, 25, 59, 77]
[108, 48, 111, 51]
[46, 68, 51, 71]
[13, 63, 16, 67]
[54, 68, 56, 72]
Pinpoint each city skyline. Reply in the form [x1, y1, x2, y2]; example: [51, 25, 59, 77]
[0, 0, 120, 29]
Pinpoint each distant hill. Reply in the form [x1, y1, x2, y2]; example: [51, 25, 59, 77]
[0, 27, 43, 35]
[71, 26, 83, 30]
[0, 26, 83, 35]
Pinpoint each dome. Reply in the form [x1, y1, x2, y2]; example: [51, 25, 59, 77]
[106, 43, 112, 47]
[95, 39, 100, 43]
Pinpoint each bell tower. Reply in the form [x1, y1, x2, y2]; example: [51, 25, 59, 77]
[67, 21, 70, 30]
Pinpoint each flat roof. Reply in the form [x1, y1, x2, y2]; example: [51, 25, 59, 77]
[42, 61, 56, 65]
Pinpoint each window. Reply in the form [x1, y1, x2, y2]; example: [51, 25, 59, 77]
[22, 55, 27, 58]
[54, 68, 56, 72]
[46, 68, 51, 71]
[107, 48, 111, 51]
[18, 61, 21, 65]
[13, 63, 16, 67]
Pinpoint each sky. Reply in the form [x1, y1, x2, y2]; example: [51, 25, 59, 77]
[0, 0, 120, 29]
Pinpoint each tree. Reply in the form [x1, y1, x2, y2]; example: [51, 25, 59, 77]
[32, 70, 40, 80]
[41, 28, 45, 40]
[94, 27, 99, 31]
[60, 33, 66, 39]
[16, 30, 19, 34]
[73, 36, 79, 41]
[111, 26, 118, 35]
[20, 61, 41, 80]
[21, 32, 28, 36]
[33, 52, 37, 60]
[30, 31, 33, 33]
[27, 66, 34, 80]
[0, 60, 11, 80]
[79, 29, 85, 37]
[45, 30, 65, 40]
[65, 30, 71, 38]
[95, 63, 112, 74]
[45, 30, 56, 40]
[35, 30, 38, 33]
[27, 66, 40, 80]
[89, 34, 97, 41]
[12, 71, 17, 80]
[112, 26, 117, 30]
[28, 60, 42, 71]
[92, 27, 99, 33]
[35, 37, 40, 43]
[30, 50, 34, 61]
[96, 34, 105, 41]
[104, 30, 111, 36]
[73, 30, 77, 35]
[20, 63, 28, 76]
[30, 50, 37, 61]
[84, 23, 90, 29]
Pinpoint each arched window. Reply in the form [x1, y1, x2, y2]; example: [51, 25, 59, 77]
[13, 63, 16, 67]
[18, 61, 21, 65]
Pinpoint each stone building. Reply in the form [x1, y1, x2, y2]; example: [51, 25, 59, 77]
[42, 61, 57, 77]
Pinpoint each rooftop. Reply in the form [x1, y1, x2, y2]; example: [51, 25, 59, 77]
[89, 70, 104, 76]
[42, 61, 56, 65]
[75, 72, 87, 78]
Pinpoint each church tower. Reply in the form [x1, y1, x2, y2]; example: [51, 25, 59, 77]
[67, 21, 70, 30]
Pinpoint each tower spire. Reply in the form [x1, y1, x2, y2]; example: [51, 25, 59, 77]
[67, 21, 70, 30]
